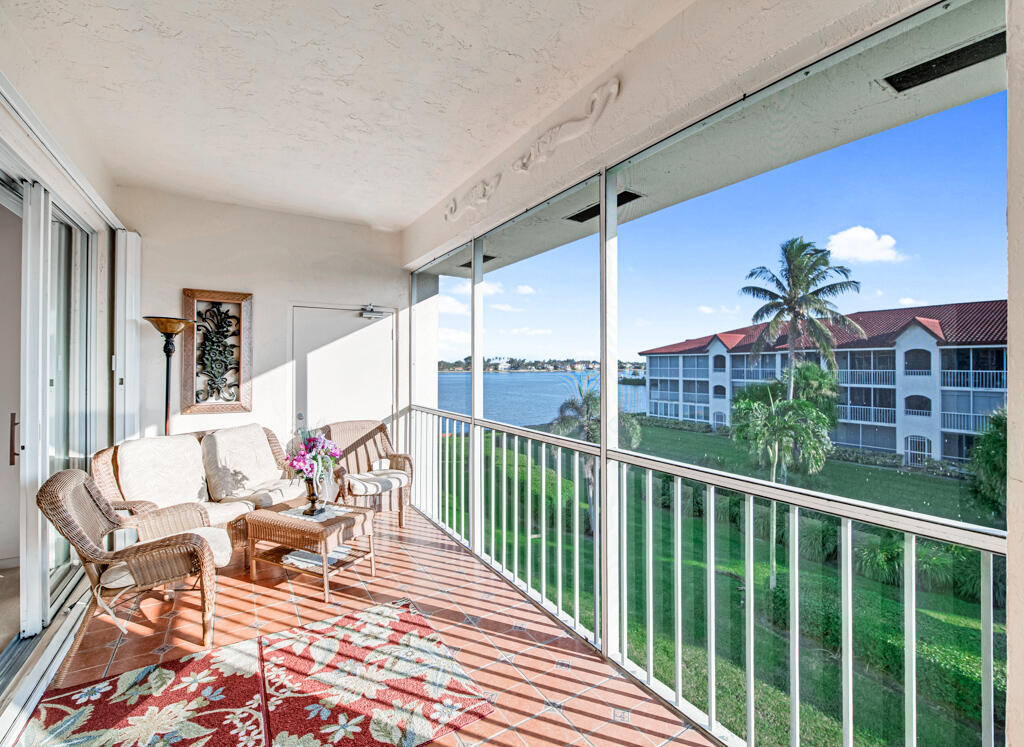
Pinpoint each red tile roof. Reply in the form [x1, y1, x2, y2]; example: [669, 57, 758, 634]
[639, 300, 1006, 355]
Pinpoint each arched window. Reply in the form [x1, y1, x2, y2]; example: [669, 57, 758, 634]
[904, 395, 931, 415]
[904, 349, 931, 374]
[713, 385, 727, 399]
[713, 354, 726, 372]
[904, 435, 932, 466]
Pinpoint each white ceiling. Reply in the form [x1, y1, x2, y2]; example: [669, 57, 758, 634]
[0, 0, 689, 229]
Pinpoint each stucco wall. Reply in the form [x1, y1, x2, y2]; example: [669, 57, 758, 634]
[401, 0, 935, 269]
[112, 186, 409, 446]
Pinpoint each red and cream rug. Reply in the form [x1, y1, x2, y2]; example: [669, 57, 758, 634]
[22, 599, 494, 746]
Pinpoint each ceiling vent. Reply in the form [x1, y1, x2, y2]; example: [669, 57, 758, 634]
[458, 254, 495, 269]
[884, 31, 1005, 93]
[565, 190, 643, 223]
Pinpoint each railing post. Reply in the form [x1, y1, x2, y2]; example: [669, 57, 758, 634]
[599, 166, 620, 658]
[841, 517, 854, 747]
[469, 238, 484, 554]
[904, 533, 917, 747]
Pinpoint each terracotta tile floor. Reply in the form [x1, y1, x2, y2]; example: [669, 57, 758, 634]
[59, 510, 714, 746]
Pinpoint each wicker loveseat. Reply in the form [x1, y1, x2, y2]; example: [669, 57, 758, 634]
[321, 420, 412, 527]
[91, 423, 306, 545]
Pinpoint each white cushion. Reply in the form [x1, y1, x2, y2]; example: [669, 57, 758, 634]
[243, 478, 307, 508]
[346, 469, 409, 496]
[203, 500, 253, 526]
[99, 526, 233, 589]
[116, 435, 209, 508]
[202, 423, 281, 500]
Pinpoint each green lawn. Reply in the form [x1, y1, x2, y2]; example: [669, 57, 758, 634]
[433, 430, 1005, 745]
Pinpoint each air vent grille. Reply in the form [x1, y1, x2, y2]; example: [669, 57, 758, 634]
[565, 190, 643, 223]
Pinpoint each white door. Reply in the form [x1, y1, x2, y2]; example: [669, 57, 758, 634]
[292, 305, 396, 433]
[0, 198, 20, 573]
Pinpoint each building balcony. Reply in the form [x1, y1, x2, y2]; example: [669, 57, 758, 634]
[409, 406, 1005, 746]
[681, 369, 710, 380]
[903, 368, 932, 377]
[941, 370, 1007, 389]
[838, 404, 897, 424]
[942, 411, 993, 433]
[904, 408, 932, 418]
[837, 369, 895, 386]
[730, 368, 777, 381]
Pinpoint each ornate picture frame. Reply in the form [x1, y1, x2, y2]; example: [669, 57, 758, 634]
[181, 288, 253, 413]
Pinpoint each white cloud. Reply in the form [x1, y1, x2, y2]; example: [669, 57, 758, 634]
[698, 305, 715, 315]
[491, 303, 523, 313]
[508, 326, 552, 336]
[437, 327, 471, 344]
[437, 294, 468, 316]
[515, 284, 536, 296]
[826, 226, 905, 263]
[898, 297, 921, 306]
[451, 279, 503, 296]
[634, 317, 652, 328]
[875, 289, 884, 297]
[720, 304, 740, 314]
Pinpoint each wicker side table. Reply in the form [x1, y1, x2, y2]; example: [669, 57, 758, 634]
[245, 501, 375, 603]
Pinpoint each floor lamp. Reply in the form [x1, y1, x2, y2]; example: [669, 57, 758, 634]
[143, 316, 195, 436]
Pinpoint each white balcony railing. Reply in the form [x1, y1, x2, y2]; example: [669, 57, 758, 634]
[730, 367, 777, 381]
[904, 368, 931, 377]
[837, 369, 895, 386]
[904, 408, 932, 418]
[409, 405, 1005, 747]
[681, 369, 710, 379]
[838, 404, 897, 424]
[941, 411, 992, 433]
[941, 370, 1007, 389]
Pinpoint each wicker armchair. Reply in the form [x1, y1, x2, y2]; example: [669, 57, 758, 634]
[37, 469, 233, 685]
[322, 420, 413, 527]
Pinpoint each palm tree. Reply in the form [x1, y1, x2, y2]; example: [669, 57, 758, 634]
[551, 373, 642, 630]
[741, 237, 866, 399]
[732, 390, 832, 587]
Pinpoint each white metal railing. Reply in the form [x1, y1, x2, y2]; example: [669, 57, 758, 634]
[837, 369, 896, 386]
[731, 367, 777, 381]
[941, 411, 992, 433]
[941, 370, 1007, 389]
[837, 404, 897, 424]
[904, 368, 931, 377]
[904, 408, 931, 418]
[408, 404, 1006, 747]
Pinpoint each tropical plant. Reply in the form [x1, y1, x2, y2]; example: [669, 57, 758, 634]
[741, 237, 865, 399]
[731, 389, 833, 586]
[969, 408, 1007, 514]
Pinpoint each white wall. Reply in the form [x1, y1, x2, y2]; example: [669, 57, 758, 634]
[401, 0, 935, 268]
[112, 186, 409, 446]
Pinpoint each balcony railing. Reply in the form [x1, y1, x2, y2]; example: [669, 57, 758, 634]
[681, 393, 710, 404]
[941, 370, 1007, 389]
[837, 369, 895, 386]
[904, 368, 931, 377]
[681, 368, 710, 379]
[408, 405, 1006, 747]
[941, 411, 993, 433]
[837, 404, 897, 424]
[904, 408, 932, 418]
[730, 367, 777, 381]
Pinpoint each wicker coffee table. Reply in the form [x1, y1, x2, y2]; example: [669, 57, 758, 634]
[245, 500, 375, 603]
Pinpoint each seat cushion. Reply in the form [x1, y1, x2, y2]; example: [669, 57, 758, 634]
[99, 526, 233, 589]
[243, 478, 307, 508]
[202, 423, 281, 500]
[204, 500, 253, 526]
[116, 434, 209, 508]
[346, 469, 409, 496]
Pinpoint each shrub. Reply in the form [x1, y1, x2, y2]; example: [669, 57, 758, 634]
[636, 415, 713, 434]
[798, 516, 838, 563]
[854, 533, 903, 586]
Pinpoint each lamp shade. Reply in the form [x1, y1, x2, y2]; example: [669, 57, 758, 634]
[143, 316, 194, 336]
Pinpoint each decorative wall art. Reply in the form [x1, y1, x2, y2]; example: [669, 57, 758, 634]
[181, 288, 253, 413]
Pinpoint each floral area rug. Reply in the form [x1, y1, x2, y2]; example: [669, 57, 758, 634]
[22, 599, 493, 746]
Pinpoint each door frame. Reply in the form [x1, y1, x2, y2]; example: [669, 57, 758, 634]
[288, 302, 399, 438]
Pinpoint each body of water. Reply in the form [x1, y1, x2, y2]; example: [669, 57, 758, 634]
[437, 371, 646, 426]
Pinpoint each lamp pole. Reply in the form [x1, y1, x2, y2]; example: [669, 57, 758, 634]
[143, 316, 195, 436]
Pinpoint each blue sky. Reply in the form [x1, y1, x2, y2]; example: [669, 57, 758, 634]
[436, 91, 1007, 362]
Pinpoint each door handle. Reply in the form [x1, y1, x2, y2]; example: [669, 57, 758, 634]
[9, 412, 19, 466]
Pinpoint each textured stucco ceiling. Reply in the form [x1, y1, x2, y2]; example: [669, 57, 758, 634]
[0, 0, 689, 229]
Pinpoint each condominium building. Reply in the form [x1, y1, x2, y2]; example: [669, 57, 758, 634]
[640, 300, 1007, 464]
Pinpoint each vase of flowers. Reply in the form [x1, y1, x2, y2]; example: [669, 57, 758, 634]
[287, 431, 343, 515]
